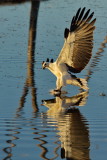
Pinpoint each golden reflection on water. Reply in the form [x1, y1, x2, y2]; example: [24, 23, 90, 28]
[42, 91, 88, 114]
[42, 91, 90, 160]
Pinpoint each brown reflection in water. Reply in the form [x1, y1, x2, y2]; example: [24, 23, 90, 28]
[2, 125, 21, 160]
[0, 0, 29, 5]
[86, 36, 107, 81]
[0, 0, 48, 5]
[32, 128, 49, 160]
[32, 113, 60, 160]
[42, 91, 90, 160]
[2, 1, 40, 159]
[18, 1, 40, 113]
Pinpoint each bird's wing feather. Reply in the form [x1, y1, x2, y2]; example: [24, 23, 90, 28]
[56, 7, 96, 73]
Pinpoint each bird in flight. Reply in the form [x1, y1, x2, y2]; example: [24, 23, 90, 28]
[42, 7, 96, 94]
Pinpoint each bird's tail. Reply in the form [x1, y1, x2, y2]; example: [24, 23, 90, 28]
[79, 78, 89, 91]
[67, 75, 89, 91]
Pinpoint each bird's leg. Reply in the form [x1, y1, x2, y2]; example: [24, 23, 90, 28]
[54, 77, 62, 93]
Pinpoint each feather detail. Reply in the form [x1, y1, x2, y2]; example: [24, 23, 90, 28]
[56, 7, 96, 73]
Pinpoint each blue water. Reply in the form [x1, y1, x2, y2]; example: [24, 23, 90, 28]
[0, 0, 107, 159]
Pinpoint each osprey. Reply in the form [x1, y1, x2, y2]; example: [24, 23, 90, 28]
[42, 7, 96, 94]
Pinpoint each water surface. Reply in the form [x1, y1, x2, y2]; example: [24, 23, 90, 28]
[0, 0, 107, 159]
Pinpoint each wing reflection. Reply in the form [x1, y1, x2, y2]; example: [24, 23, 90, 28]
[60, 108, 89, 160]
[42, 91, 90, 160]
[86, 36, 107, 81]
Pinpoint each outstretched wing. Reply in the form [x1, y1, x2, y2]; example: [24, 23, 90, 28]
[56, 7, 96, 73]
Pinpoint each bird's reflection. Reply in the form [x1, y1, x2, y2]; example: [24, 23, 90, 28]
[42, 91, 88, 114]
[42, 91, 90, 160]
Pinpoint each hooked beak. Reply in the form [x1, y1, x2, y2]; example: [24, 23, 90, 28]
[42, 61, 46, 69]
[42, 66, 46, 69]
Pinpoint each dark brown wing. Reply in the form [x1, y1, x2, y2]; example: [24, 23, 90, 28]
[56, 7, 96, 73]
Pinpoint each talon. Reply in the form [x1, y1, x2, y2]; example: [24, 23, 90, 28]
[54, 89, 61, 93]
[53, 89, 61, 96]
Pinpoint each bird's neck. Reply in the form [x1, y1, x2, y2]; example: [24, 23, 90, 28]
[47, 62, 57, 76]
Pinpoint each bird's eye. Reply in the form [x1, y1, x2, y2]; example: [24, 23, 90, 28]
[42, 61, 44, 65]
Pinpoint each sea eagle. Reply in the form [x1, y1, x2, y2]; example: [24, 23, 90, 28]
[42, 7, 96, 94]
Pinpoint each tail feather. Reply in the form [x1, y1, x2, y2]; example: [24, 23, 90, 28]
[66, 74, 89, 91]
[79, 78, 89, 91]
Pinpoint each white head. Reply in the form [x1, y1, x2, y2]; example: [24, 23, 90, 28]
[42, 58, 54, 69]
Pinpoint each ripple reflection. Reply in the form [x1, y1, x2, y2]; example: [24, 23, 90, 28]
[42, 91, 90, 160]
[18, 0, 40, 113]
[1, 119, 21, 160]
[86, 36, 107, 81]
